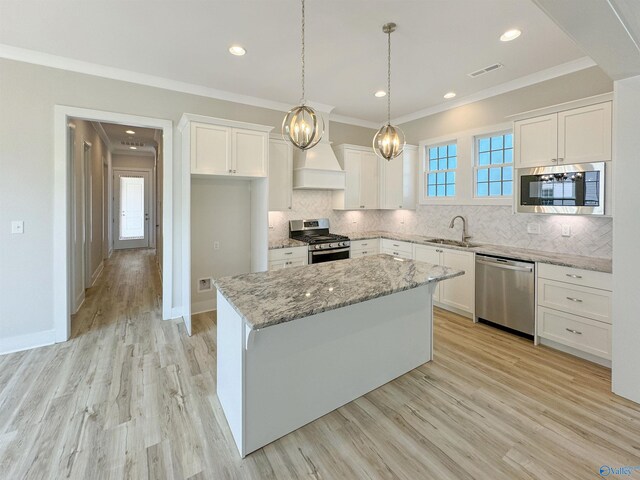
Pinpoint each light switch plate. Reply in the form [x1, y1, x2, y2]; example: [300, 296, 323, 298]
[11, 220, 24, 234]
[213, 241, 220, 250]
[562, 225, 571, 237]
[527, 223, 540, 235]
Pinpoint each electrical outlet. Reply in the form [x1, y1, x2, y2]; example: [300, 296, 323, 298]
[198, 277, 213, 292]
[527, 223, 540, 235]
[562, 224, 571, 237]
[213, 241, 220, 250]
[11, 220, 24, 234]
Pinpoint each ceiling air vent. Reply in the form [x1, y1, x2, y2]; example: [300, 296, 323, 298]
[121, 140, 145, 147]
[468, 63, 504, 78]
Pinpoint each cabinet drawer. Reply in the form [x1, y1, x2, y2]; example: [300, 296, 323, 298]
[351, 249, 378, 258]
[538, 278, 611, 324]
[538, 263, 611, 291]
[538, 306, 611, 360]
[268, 246, 308, 262]
[381, 248, 413, 260]
[381, 239, 413, 255]
[350, 239, 380, 251]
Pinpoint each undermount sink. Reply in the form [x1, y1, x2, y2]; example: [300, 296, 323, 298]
[427, 238, 479, 248]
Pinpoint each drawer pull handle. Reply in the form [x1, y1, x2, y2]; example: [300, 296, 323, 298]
[284, 252, 293, 255]
[566, 274, 583, 279]
[393, 251, 399, 255]
[362, 251, 368, 254]
[361, 243, 368, 246]
[566, 328, 583, 335]
[392, 243, 400, 247]
[566, 296, 583, 303]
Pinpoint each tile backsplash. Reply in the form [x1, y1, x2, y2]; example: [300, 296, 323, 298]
[269, 190, 612, 258]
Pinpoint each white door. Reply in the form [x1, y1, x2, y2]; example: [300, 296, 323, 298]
[381, 154, 403, 209]
[191, 123, 231, 175]
[439, 249, 475, 315]
[414, 245, 442, 300]
[232, 128, 268, 177]
[514, 113, 558, 168]
[360, 151, 379, 209]
[114, 170, 151, 249]
[268, 139, 293, 211]
[558, 102, 612, 164]
[343, 150, 362, 209]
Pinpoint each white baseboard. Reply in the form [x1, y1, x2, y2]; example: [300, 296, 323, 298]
[0, 329, 56, 355]
[90, 261, 104, 287]
[192, 299, 216, 315]
[170, 306, 184, 320]
[539, 338, 611, 368]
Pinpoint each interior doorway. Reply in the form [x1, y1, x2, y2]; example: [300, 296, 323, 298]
[113, 169, 152, 249]
[54, 106, 174, 343]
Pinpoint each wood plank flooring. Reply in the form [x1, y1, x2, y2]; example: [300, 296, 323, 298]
[1, 249, 639, 479]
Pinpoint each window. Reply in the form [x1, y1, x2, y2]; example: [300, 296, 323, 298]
[475, 133, 513, 197]
[426, 143, 457, 197]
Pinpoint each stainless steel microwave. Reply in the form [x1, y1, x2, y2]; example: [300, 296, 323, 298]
[516, 162, 605, 215]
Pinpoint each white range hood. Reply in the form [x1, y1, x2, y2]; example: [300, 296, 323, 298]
[291, 111, 345, 190]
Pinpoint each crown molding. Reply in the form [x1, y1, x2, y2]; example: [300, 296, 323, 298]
[392, 56, 598, 126]
[329, 113, 379, 129]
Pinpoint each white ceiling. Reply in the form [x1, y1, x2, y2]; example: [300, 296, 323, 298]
[0, 0, 588, 124]
[98, 122, 159, 156]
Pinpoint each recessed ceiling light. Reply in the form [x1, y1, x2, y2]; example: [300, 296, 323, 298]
[229, 45, 246, 56]
[125, 130, 135, 135]
[500, 29, 521, 42]
[129, 146, 137, 150]
[374, 90, 387, 98]
[444, 92, 456, 99]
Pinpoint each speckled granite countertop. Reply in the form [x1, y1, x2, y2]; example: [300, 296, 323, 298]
[268, 238, 307, 249]
[269, 231, 612, 273]
[342, 231, 612, 273]
[214, 254, 464, 330]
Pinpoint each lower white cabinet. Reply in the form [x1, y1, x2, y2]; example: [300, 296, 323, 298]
[350, 239, 380, 258]
[536, 264, 612, 362]
[268, 247, 308, 270]
[414, 244, 475, 316]
[380, 239, 413, 259]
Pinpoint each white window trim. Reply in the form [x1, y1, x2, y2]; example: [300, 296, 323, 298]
[473, 129, 514, 200]
[423, 140, 458, 201]
[419, 122, 512, 206]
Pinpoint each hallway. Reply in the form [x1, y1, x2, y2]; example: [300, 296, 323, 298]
[1, 250, 639, 479]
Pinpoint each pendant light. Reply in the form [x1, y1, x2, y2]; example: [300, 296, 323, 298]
[373, 23, 405, 161]
[282, 0, 324, 150]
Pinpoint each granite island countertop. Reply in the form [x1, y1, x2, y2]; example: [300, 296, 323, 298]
[214, 254, 464, 330]
[269, 230, 611, 274]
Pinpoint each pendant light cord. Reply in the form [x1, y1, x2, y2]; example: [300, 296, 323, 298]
[387, 28, 391, 125]
[301, 0, 306, 104]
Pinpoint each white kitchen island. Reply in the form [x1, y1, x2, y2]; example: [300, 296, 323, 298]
[214, 254, 463, 457]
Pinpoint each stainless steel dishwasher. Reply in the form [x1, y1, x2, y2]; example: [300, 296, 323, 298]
[475, 254, 535, 336]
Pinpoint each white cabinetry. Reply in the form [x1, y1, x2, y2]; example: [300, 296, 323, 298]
[414, 245, 475, 317]
[268, 138, 293, 211]
[514, 100, 612, 168]
[333, 145, 379, 210]
[350, 239, 380, 258]
[380, 239, 413, 259]
[268, 247, 308, 270]
[536, 263, 612, 364]
[379, 145, 417, 210]
[189, 120, 269, 177]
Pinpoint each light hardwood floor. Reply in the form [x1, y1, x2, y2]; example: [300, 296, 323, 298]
[1, 249, 639, 479]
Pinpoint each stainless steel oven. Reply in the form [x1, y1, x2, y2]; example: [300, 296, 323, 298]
[516, 162, 605, 215]
[309, 247, 350, 264]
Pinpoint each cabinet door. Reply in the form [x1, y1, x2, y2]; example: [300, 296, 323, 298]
[514, 113, 558, 168]
[191, 123, 231, 175]
[381, 155, 403, 209]
[558, 102, 612, 164]
[439, 249, 475, 314]
[269, 260, 287, 271]
[402, 147, 417, 209]
[343, 150, 362, 209]
[414, 245, 442, 300]
[232, 128, 267, 177]
[360, 151, 379, 209]
[268, 139, 293, 211]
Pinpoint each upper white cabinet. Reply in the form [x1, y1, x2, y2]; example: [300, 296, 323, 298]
[379, 145, 417, 210]
[181, 115, 271, 177]
[514, 100, 612, 168]
[333, 145, 379, 210]
[268, 138, 293, 211]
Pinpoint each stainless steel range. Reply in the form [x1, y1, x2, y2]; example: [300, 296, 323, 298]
[289, 219, 351, 264]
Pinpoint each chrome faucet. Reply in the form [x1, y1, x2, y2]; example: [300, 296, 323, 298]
[449, 215, 471, 244]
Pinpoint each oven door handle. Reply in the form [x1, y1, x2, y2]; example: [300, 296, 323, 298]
[310, 247, 351, 256]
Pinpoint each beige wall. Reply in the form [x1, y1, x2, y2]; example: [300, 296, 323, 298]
[400, 66, 613, 143]
[0, 57, 375, 346]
